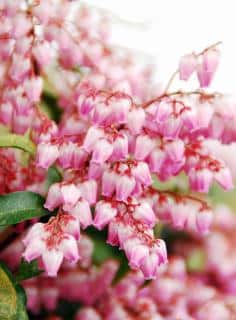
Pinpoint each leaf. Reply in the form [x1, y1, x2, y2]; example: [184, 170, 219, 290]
[45, 166, 62, 191]
[186, 249, 206, 272]
[15, 259, 43, 282]
[0, 262, 28, 320]
[42, 92, 62, 122]
[0, 191, 50, 226]
[15, 286, 29, 320]
[0, 134, 36, 155]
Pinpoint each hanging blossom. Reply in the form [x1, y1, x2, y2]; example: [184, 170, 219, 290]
[28, 40, 234, 279]
[2, 205, 236, 319]
[0, 1, 234, 280]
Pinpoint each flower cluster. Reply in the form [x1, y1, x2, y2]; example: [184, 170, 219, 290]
[0, 1, 235, 318]
[0, 0, 233, 279]
[1, 205, 236, 319]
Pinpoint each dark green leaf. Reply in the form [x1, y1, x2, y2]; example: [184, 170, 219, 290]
[0, 191, 50, 226]
[15, 286, 28, 320]
[45, 166, 62, 191]
[15, 259, 43, 282]
[42, 92, 62, 123]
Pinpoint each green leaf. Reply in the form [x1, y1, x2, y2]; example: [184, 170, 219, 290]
[186, 249, 206, 272]
[0, 262, 28, 320]
[0, 191, 50, 226]
[15, 259, 43, 282]
[42, 92, 62, 122]
[15, 286, 28, 320]
[45, 166, 62, 191]
[0, 134, 36, 155]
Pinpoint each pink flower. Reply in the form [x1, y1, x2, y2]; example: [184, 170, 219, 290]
[169, 203, 189, 230]
[148, 148, 166, 173]
[179, 53, 197, 81]
[155, 100, 173, 123]
[111, 134, 128, 161]
[23, 217, 79, 276]
[70, 199, 93, 229]
[132, 162, 152, 187]
[127, 108, 145, 134]
[77, 95, 95, 116]
[44, 183, 62, 211]
[133, 202, 156, 227]
[214, 167, 233, 190]
[59, 235, 80, 263]
[75, 308, 102, 320]
[9, 55, 30, 82]
[24, 77, 43, 103]
[79, 180, 97, 205]
[196, 209, 213, 234]
[41, 250, 64, 277]
[189, 168, 213, 193]
[58, 142, 77, 168]
[93, 201, 117, 230]
[61, 183, 81, 211]
[36, 142, 59, 169]
[115, 175, 136, 201]
[62, 215, 80, 240]
[165, 139, 185, 163]
[92, 102, 111, 125]
[91, 139, 113, 164]
[195, 300, 231, 320]
[83, 127, 104, 152]
[134, 135, 155, 160]
[73, 147, 88, 169]
[33, 41, 52, 69]
[124, 238, 149, 268]
[102, 170, 117, 197]
[140, 252, 160, 279]
[197, 49, 220, 87]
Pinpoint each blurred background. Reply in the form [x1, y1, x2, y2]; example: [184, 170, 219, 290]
[85, 0, 236, 93]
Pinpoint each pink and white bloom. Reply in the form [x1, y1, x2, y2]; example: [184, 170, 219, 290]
[93, 201, 117, 230]
[132, 162, 152, 187]
[23, 217, 80, 277]
[133, 202, 156, 227]
[91, 139, 113, 164]
[36, 142, 59, 169]
[127, 107, 146, 134]
[61, 183, 81, 211]
[124, 238, 149, 269]
[70, 199, 93, 229]
[196, 209, 213, 234]
[179, 53, 197, 81]
[44, 183, 62, 211]
[115, 175, 136, 201]
[214, 167, 233, 190]
[197, 49, 220, 87]
[79, 180, 98, 205]
[134, 135, 155, 160]
[188, 168, 213, 193]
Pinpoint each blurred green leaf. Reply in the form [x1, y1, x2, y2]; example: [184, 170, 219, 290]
[0, 134, 35, 155]
[209, 184, 236, 210]
[186, 249, 206, 272]
[0, 262, 28, 319]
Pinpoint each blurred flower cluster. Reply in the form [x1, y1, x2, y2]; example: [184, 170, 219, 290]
[0, 0, 235, 318]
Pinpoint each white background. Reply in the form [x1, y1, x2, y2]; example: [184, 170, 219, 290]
[85, 0, 236, 93]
